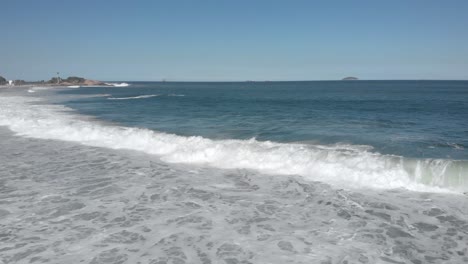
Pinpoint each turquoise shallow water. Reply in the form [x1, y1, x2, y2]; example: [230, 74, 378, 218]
[61, 81, 468, 160]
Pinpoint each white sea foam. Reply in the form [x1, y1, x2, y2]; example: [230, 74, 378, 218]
[105, 82, 130, 87]
[448, 142, 464, 150]
[168, 94, 185, 97]
[0, 95, 466, 193]
[107, 94, 159, 100]
[27, 86, 53, 93]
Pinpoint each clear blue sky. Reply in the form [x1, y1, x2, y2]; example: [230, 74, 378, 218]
[2, 0, 468, 81]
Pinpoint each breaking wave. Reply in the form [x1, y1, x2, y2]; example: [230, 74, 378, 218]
[105, 82, 130, 87]
[108, 94, 159, 100]
[27, 87, 53, 93]
[0, 95, 466, 193]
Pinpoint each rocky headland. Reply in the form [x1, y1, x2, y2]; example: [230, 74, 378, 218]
[0, 75, 106, 86]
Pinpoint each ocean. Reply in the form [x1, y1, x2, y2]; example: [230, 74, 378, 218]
[1, 81, 467, 263]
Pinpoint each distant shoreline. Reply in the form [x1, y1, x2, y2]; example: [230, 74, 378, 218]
[2, 80, 468, 88]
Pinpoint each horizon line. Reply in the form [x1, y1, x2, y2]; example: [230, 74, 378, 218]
[108, 79, 468, 82]
[5, 77, 468, 83]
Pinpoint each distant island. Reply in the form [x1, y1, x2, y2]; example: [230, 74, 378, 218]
[342, 77, 359, 80]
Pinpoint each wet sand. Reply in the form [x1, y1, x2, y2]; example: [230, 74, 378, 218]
[0, 127, 467, 263]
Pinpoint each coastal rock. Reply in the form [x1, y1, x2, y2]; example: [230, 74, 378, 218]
[48, 76, 106, 86]
[3, 75, 106, 87]
[83, 79, 106, 86]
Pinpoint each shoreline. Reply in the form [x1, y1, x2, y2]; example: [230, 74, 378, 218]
[0, 124, 467, 263]
[0, 86, 466, 193]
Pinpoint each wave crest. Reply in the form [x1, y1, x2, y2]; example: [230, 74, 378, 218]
[107, 94, 159, 100]
[0, 96, 466, 193]
[105, 82, 130, 87]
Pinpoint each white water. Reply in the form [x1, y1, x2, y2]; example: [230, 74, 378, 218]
[105, 82, 130, 87]
[107, 94, 159, 100]
[27, 86, 54, 93]
[2, 124, 466, 264]
[0, 95, 466, 193]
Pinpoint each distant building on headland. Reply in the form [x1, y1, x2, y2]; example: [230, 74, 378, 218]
[0, 75, 15, 86]
[342, 77, 359, 80]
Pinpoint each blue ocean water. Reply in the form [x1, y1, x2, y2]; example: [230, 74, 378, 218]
[4, 83, 468, 264]
[61, 81, 468, 160]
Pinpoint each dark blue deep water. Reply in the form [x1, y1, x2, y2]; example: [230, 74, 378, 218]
[61, 81, 468, 160]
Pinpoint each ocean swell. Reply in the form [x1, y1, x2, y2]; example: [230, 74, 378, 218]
[0, 95, 466, 193]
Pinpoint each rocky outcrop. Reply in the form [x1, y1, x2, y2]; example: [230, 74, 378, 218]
[0, 76, 6, 85]
[63, 76, 86, 84]
[82, 79, 105, 86]
[48, 76, 106, 86]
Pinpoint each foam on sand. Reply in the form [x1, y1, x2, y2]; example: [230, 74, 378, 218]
[0, 95, 466, 193]
[2, 125, 466, 264]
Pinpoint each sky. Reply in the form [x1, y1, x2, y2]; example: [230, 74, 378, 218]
[1, 0, 468, 81]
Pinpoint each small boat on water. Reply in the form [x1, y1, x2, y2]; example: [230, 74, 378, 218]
[68, 85, 80, 88]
